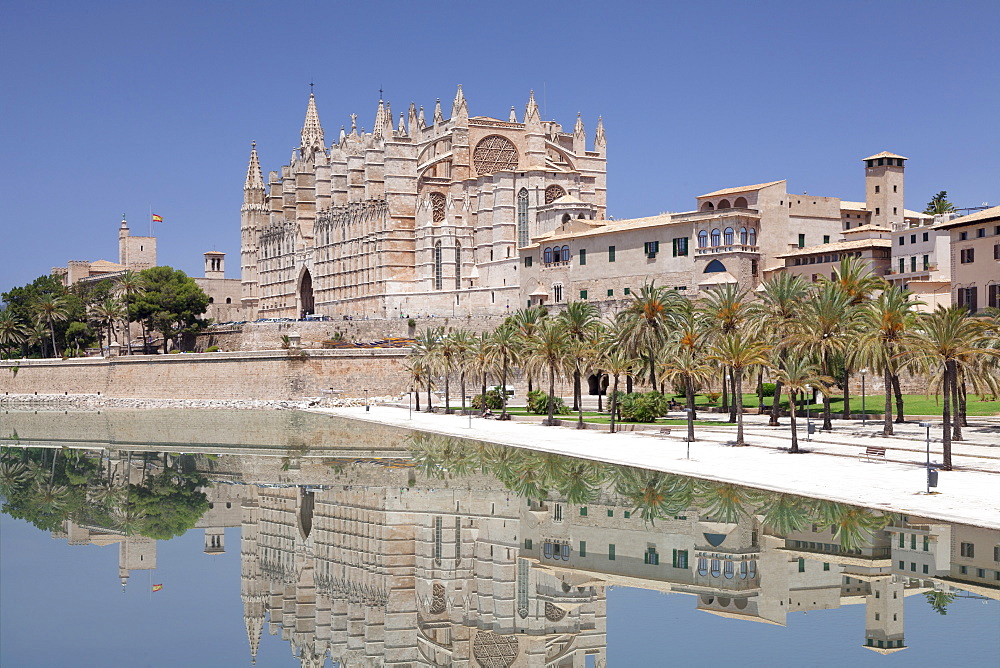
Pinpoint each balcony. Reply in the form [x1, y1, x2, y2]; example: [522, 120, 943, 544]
[672, 208, 761, 222]
[695, 244, 759, 255]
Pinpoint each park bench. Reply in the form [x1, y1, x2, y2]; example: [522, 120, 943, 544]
[658, 427, 672, 436]
[862, 446, 887, 462]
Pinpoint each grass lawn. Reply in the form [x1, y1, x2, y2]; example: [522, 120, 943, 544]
[686, 393, 1000, 416]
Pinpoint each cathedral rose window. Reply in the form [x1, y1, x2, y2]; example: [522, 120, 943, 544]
[430, 192, 446, 223]
[545, 185, 566, 204]
[473, 135, 519, 174]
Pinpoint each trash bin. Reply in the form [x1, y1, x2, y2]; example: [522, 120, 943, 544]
[807, 423, 816, 435]
[927, 469, 939, 488]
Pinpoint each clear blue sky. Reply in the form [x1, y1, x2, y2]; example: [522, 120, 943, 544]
[2, 0, 998, 292]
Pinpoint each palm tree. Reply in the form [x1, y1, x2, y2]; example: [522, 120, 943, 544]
[821, 256, 887, 419]
[558, 301, 601, 411]
[599, 337, 639, 433]
[523, 318, 571, 426]
[412, 327, 443, 412]
[707, 333, 770, 446]
[34, 293, 71, 357]
[769, 355, 834, 453]
[485, 323, 521, 420]
[756, 492, 811, 535]
[89, 297, 125, 352]
[923, 191, 956, 216]
[902, 306, 1000, 469]
[699, 283, 751, 420]
[510, 306, 545, 394]
[437, 331, 460, 412]
[405, 358, 429, 412]
[789, 283, 861, 430]
[116, 270, 145, 354]
[748, 273, 809, 425]
[697, 482, 759, 524]
[657, 345, 713, 443]
[467, 333, 495, 417]
[0, 309, 26, 359]
[812, 501, 891, 552]
[613, 467, 683, 524]
[857, 286, 921, 435]
[616, 281, 683, 388]
[566, 329, 601, 429]
[447, 329, 475, 414]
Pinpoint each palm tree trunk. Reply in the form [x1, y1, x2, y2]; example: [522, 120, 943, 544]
[648, 346, 657, 388]
[941, 361, 953, 470]
[951, 367, 963, 442]
[770, 380, 784, 426]
[547, 365, 557, 426]
[527, 376, 533, 394]
[891, 373, 905, 424]
[882, 368, 893, 436]
[415, 387, 421, 412]
[728, 370, 738, 423]
[426, 376, 433, 413]
[610, 374, 619, 433]
[49, 320, 58, 358]
[500, 359, 509, 420]
[841, 366, 851, 420]
[626, 375, 633, 394]
[444, 368, 450, 413]
[573, 370, 581, 411]
[460, 372, 466, 414]
[756, 370, 764, 414]
[959, 380, 968, 427]
[576, 389, 585, 430]
[821, 352, 832, 430]
[789, 391, 799, 453]
[734, 370, 745, 446]
[481, 370, 487, 417]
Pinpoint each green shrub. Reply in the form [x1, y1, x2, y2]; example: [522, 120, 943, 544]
[618, 392, 664, 423]
[471, 389, 504, 410]
[205, 345, 220, 353]
[169, 349, 182, 354]
[527, 389, 568, 415]
[407, 318, 416, 328]
[760, 382, 776, 397]
[705, 391, 721, 404]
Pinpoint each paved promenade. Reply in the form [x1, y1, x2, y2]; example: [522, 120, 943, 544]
[312, 405, 1000, 530]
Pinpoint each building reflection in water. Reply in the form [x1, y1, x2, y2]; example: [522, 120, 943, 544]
[4, 423, 998, 666]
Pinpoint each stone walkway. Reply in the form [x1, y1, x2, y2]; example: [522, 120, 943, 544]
[310, 405, 1000, 530]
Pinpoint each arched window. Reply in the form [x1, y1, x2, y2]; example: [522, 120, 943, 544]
[718, 199, 731, 209]
[748, 561, 757, 578]
[739, 561, 749, 579]
[553, 283, 563, 302]
[724, 227, 734, 245]
[562, 213, 571, 224]
[698, 230, 709, 248]
[739, 227, 748, 245]
[704, 259, 727, 273]
[748, 228, 757, 246]
[434, 242, 443, 290]
[711, 559, 722, 577]
[701, 201, 715, 212]
[560, 245, 570, 262]
[517, 188, 529, 248]
[430, 192, 446, 223]
[698, 558, 708, 576]
[711, 229, 721, 246]
[455, 243, 462, 289]
[724, 561, 734, 579]
[734, 196, 748, 208]
[544, 247, 553, 264]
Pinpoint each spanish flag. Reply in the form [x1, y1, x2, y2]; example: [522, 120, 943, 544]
[152, 584, 163, 592]
[151, 214, 163, 223]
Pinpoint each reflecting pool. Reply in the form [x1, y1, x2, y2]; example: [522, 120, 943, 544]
[1, 410, 997, 667]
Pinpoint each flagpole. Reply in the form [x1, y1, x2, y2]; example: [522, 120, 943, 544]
[149, 204, 152, 237]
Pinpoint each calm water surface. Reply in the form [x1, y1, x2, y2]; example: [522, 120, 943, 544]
[1, 409, 997, 667]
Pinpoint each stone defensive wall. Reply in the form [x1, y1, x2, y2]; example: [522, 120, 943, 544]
[0, 349, 410, 401]
[195, 315, 510, 351]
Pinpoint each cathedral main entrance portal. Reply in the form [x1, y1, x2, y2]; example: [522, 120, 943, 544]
[299, 269, 314, 316]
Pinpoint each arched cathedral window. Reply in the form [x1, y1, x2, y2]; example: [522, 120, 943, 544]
[430, 192, 446, 223]
[517, 188, 529, 248]
[434, 242, 443, 290]
[545, 185, 566, 204]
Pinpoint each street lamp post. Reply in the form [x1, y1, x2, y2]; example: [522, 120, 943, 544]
[409, 386, 413, 419]
[683, 408, 694, 459]
[467, 396, 472, 429]
[920, 420, 933, 493]
[860, 368, 868, 426]
[804, 385, 812, 441]
[365, 389, 369, 412]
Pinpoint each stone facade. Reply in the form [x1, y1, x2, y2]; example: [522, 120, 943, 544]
[930, 205, 1000, 312]
[241, 87, 607, 321]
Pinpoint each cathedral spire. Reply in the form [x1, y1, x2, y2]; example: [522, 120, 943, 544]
[509, 106, 518, 123]
[373, 98, 386, 139]
[418, 105, 426, 129]
[300, 92, 325, 158]
[244, 141, 265, 191]
[397, 112, 406, 137]
[383, 101, 394, 138]
[594, 116, 607, 155]
[408, 102, 418, 137]
[452, 84, 468, 121]
[433, 98, 443, 125]
[573, 113, 586, 154]
[524, 90, 541, 128]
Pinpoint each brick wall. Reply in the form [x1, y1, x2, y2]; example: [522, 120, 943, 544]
[0, 349, 410, 400]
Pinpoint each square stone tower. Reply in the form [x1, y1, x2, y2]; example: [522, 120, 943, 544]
[864, 151, 906, 230]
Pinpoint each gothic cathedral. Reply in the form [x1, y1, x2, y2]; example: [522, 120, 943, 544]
[240, 86, 607, 320]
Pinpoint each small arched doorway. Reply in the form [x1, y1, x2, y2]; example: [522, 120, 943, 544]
[299, 269, 315, 316]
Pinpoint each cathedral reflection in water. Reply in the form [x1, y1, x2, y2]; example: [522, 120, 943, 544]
[27, 439, 999, 667]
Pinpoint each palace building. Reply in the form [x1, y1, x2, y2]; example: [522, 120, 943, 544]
[240, 87, 607, 320]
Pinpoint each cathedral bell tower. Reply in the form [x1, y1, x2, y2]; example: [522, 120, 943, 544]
[241, 142, 266, 317]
